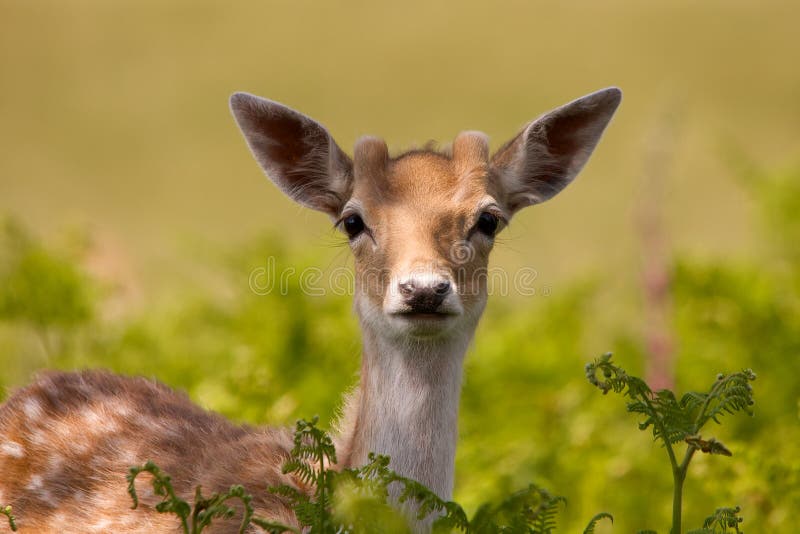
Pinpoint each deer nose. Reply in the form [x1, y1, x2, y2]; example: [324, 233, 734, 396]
[398, 279, 452, 313]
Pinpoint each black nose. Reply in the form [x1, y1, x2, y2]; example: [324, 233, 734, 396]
[399, 280, 451, 313]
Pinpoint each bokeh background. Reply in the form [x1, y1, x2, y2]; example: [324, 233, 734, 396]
[1, 0, 798, 531]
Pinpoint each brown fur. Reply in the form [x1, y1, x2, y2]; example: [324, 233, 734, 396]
[348, 148, 501, 310]
[0, 371, 300, 533]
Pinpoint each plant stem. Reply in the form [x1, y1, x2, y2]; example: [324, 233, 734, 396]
[671, 445, 697, 534]
[318, 447, 325, 533]
[671, 465, 685, 534]
[640, 392, 687, 533]
[668, 377, 717, 534]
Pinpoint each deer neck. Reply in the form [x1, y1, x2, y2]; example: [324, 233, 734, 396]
[338, 324, 472, 500]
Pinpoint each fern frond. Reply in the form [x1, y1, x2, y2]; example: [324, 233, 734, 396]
[688, 506, 743, 533]
[467, 502, 497, 533]
[582, 512, 613, 534]
[466, 484, 565, 534]
[293, 500, 320, 527]
[269, 483, 306, 502]
[585, 352, 634, 395]
[431, 502, 470, 532]
[127, 461, 191, 533]
[588, 354, 756, 534]
[529, 488, 566, 534]
[1, 505, 17, 532]
[588, 354, 691, 448]
[127, 463, 287, 534]
[635, 390, 694, 444]
[358, 453, 393, 479]
[187, 484, 266, 534]
[191, 486, 235, 531]
[395, 478, 448, 519]
[281, 459, 317, 486]
[289, 416, 338, 466]
[696, 371, 756, 429]
[680, 391, 708, 413]
[331, 473, 411, 533]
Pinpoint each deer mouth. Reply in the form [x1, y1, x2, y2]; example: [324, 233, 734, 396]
[389, 310, 462, 332]
[387, 310, 461, 337]
[394, 311, 456, 320]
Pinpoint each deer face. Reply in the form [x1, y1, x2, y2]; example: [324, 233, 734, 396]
[343, 137, 503, 339]
[230, 88, 621, 340]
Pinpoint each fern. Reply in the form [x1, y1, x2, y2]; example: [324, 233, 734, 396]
[582, 512, 613, 534]
[270, 416, 338, 532]
[505, 485, 566, 534]
[117, 356, 755, 534]
[686, 506, 743, 534]
[127, 460, 298, 534]
[1, 505, 16, 532]
[354, 456, 576, 533]
[127, 461, 191, 532]
[123, 422, 596, 533]
[330, 465, 409, 533]
[586, 353, 755, 534]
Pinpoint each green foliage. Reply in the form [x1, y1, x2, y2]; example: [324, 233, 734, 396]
[581, 513, 613, 534]
[265, 418, 471, 533]
[3, 162, 799, 534]
[687, 506, 743, 534]
[270, 416, 337, 532]
[586, 354, 755, 534]
[1, 505, 17, 532]
[127, 460, 296, 534]
[0, 220, 93, 357]
[121, 385, 752, 533]
[125, 418, 605, 534]
[733, 159, 800, 263]
[467, 485, 567, 534]
[586, 353, 756, 449]
[2, 4, 799, 528]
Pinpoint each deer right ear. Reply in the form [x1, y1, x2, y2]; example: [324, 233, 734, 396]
[229, 93, 353, 217]
[490, 87, 622, 215]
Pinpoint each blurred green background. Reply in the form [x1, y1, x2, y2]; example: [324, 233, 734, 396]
[1, 0, 798, 531]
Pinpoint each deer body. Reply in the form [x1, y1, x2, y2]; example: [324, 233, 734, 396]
[0, 88, 621, 532]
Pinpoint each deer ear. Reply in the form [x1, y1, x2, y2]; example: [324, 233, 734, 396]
[230, 93, 353, 217]
[490, 87, 621, 214]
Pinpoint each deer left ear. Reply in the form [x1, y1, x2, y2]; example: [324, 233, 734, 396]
[490, 87, 622, 214]
[230, 93, 353, 217]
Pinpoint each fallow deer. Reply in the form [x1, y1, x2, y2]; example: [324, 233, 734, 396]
[0, 87, 621, 532]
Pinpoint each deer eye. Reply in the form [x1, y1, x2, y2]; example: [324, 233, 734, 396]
[342, 214, 366, 239]
[475, 212, 499, 237]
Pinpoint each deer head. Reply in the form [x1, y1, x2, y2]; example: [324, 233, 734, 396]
[230, 88, 621, 345]
[0, 89, 623, 534]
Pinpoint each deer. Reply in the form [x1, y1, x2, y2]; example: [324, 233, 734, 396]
[0, 87, 621, 533]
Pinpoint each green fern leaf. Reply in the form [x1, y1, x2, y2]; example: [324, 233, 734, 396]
[696, 371, 756, 429]
[582, 512, 613, 534]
